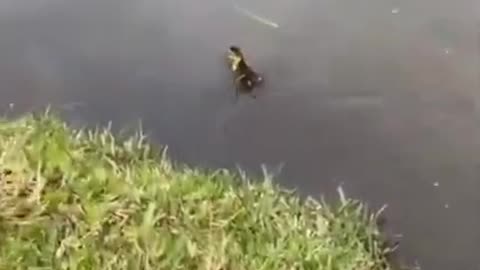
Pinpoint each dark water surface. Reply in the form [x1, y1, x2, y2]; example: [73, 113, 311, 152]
[1, 0, 480, 268]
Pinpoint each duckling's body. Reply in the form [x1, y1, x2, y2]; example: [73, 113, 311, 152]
[226, 46, 263, 98]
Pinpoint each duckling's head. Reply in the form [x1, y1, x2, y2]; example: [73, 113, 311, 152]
[229, 46, 242, 56]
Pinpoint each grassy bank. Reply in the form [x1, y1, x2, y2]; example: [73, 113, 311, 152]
[0, 111, 395, 270]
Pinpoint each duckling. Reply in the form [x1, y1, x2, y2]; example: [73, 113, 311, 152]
[226, 46, 264, 98]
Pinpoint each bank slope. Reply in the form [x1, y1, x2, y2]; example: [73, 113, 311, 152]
[0, 112, 394, 270]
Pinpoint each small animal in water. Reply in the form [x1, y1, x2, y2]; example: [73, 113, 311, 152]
[226, 46, 264, 99]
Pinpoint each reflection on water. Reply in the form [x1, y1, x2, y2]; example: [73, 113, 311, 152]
[1, 0, 479, 269]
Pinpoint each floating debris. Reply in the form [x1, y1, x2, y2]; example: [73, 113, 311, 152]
[433, 182, 439, 187]
[232, 1, 279, 29]
[391, 8, 400, 14]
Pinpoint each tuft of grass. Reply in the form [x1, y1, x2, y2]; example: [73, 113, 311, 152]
[0, 111, 396, 270]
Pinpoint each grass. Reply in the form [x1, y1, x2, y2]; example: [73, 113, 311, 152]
[0, 111, 396, 270]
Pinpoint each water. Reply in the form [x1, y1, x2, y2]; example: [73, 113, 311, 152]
[1, 0, 479, 268]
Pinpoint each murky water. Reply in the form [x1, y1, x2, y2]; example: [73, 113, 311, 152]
[1, 0, 480, 268]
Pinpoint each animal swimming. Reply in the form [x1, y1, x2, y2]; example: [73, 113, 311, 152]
[226, 46, 264, 99]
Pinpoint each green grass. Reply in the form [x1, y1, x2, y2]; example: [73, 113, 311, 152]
[0, 111, 396, 270]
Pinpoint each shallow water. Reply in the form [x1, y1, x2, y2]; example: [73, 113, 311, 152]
[1, 0, 480, 268]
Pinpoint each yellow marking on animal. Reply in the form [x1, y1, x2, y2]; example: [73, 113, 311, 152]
[228, 54, 242, 71]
